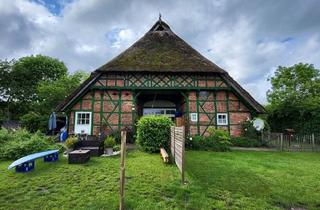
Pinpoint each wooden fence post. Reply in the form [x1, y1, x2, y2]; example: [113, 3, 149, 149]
[312, 133, 315, 152]
[119, 131, 126, 210]
[280, 133, 283, 151]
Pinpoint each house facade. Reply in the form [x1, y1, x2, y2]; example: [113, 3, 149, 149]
[57, 19, 265, 138]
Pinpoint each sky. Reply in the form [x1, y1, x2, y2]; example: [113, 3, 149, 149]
[1, 0, 320, 104]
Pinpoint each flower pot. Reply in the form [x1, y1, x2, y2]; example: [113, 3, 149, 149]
[105, 148, 113, 155]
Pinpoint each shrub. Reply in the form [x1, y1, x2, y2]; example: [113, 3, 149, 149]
[65, 137, 78, 149]
[188, 128, 231, 151]
[108, 130, 121, 144]
[230, 136, 262, 147]
[0, 128, 13, 144]
[104, 136, 116, 148]
[136, 115, 173, 153]
[113, 144, 120, 152]
[20, 112, 48, 133]
[186, 135, 203, 150]
[0, 129, 58, 160]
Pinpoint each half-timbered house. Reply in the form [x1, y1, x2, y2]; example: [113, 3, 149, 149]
[56, 18, 265, 138]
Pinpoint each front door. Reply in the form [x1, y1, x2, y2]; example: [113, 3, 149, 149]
[74, 111, 92, 134]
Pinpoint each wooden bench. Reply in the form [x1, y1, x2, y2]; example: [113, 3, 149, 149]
[8, 150, 59, 173]
[68, 150, 90, 164]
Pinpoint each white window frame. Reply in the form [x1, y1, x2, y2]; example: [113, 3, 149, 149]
[217, 113, 228, 125]
[190, 113, 198, 122]
[74, 111, 92, 134]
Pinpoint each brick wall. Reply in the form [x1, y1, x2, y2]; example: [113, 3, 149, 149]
[187, 90, 251, 137]
[68, 79, 252, 137]
[68, 88, 134, 136]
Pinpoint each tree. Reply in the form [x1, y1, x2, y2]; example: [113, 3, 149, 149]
[0, 59, 15, 120]
[20, 71, 89, 133]
[36, 71, 89, 114]
[0, 55, 68, 119]
[10, 55, 68, 103]
[267, 63, 320, 105]
[0, 59, 15, 102]
[267, 63, 320, 132]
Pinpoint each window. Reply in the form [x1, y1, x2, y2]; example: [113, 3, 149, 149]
[190, 113, 198, 122]
[199, 91, 209, 97]
[77, 112, 90, 125]
[217, 113, 228, 125]
[143, 108, 176, 117]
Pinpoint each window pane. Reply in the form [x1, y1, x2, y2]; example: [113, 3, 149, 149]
[217, 114, 227, 125]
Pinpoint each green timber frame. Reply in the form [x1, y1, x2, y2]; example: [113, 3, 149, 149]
[92, 72, 231, 90]
[67, 72, 256, 136]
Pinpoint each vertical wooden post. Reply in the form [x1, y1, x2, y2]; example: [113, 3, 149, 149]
[280, 133, 283, 151]
[119, 131, 126, 210]
[312, 133, 315, 152]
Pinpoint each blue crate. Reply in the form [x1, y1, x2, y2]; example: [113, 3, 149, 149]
[43, 152, 59, 162]
[15, 160, 35, 173]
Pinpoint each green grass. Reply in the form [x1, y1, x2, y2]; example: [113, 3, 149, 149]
[0, 151, 320, 209]
[185, 151, 320, 210]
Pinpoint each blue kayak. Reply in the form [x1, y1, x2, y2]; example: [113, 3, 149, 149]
[8, 150, 59, 170]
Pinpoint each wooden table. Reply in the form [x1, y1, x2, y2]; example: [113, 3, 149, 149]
[68, 150, 90, 164]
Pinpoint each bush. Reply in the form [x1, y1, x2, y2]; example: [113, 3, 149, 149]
[107, 130, 121, 144]
[113, 144, 120, 152]
[65, 137, 78, 149]
[104, 136, 116, 148]
[136, 115, 173, 153]
[0, 128, 14, 144]
[188, 128, 231, 151]
[0, 129, 58, 160]
[20, 112, 48, 133]
[230, 136, 262, 147]
[186, 135, 203, 150]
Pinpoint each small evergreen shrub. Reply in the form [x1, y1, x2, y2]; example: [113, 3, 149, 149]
[65, 137, 78, 149]
[136, 115, 173, 152]
[0, 129, 58, 160]
[104, 136, 116, 148]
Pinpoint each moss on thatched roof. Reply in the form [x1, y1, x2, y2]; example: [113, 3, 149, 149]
[96, 20, 225, 73]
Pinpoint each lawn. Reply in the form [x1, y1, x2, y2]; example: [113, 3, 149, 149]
[185, 151, 320, 210]
[0, 151, 320, 210]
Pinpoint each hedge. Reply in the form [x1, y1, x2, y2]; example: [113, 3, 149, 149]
[136, 115, 173, 153]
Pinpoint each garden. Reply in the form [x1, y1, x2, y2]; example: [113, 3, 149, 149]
[1, 149, 320, 209]
[1, 116, 320, 210]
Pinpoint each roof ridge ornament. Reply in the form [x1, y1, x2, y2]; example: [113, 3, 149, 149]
[159, 13, 162, 23]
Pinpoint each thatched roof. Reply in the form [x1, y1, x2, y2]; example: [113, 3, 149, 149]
[96, 19, 225, 73]
[56, 18, 265, 114]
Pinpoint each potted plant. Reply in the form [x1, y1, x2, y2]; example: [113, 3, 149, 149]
[65, 137, 78, 153]
[104, 136, 116, 155]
